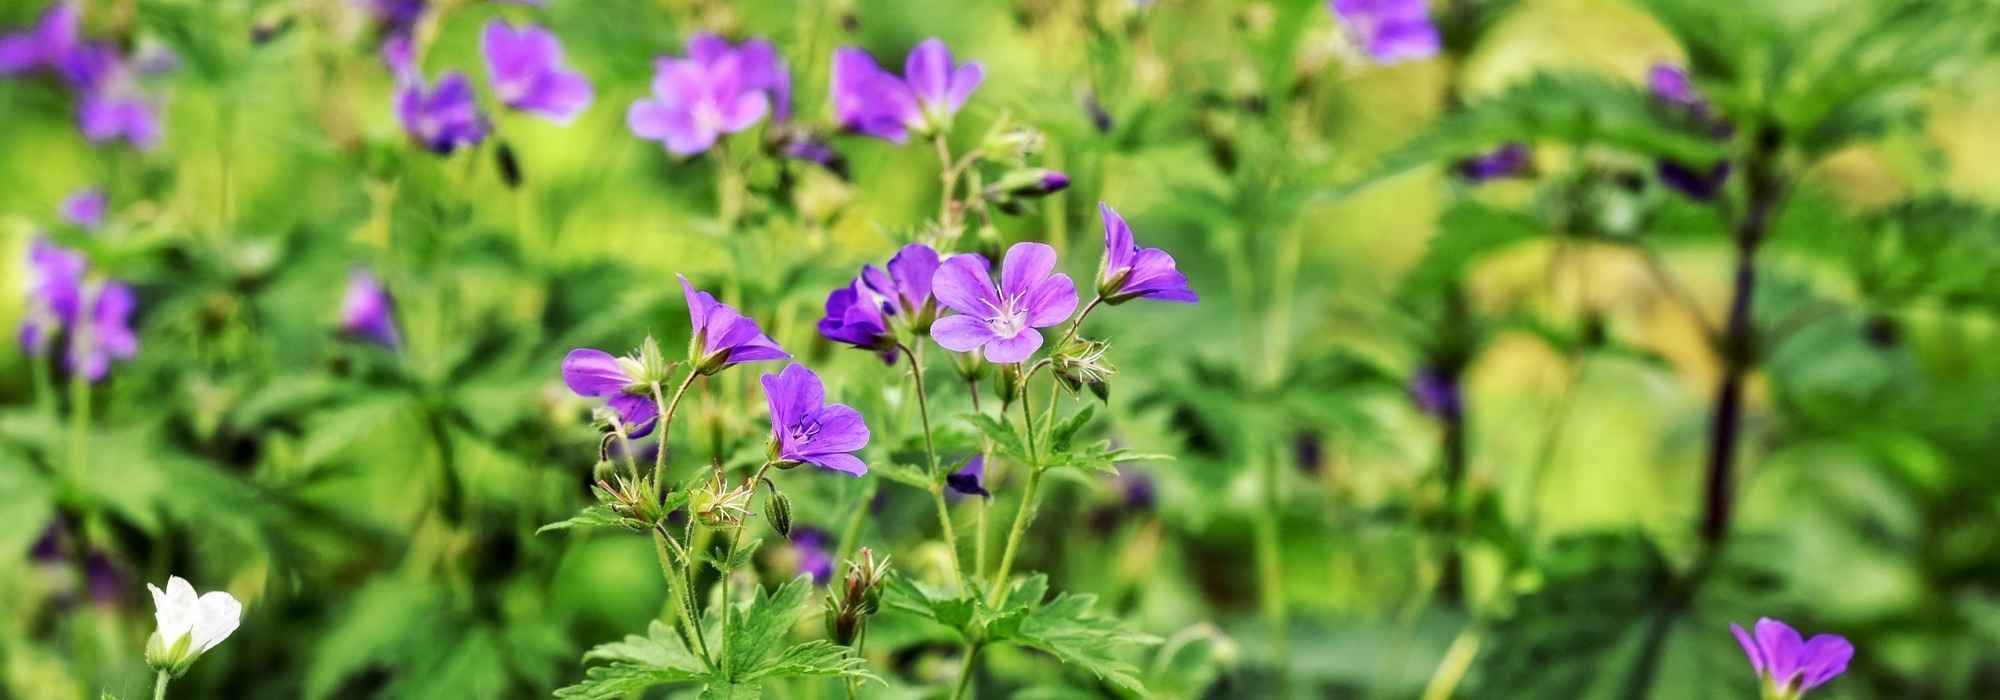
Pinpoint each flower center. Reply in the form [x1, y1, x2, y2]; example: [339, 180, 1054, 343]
[982, 293, 1029, 338]
[787, 417, 822, 447]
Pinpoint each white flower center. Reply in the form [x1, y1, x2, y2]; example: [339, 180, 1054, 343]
[982, 293, 1029, 338]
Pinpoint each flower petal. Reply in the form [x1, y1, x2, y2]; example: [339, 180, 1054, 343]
[931, 314, 996, 353]
[932, 254, 998, 315]
[804, 403, 869, 454]
[1000, 242, 1059, 299]
[944, 62, 983, 113]
[608, 393, 659, 438]
[805, 451, 867, 476]
[561, 348, 630, 397]
[1755, 618, 1806, 688]
[983, 328, 1043, 364]
[1099, 202, 1135, 274]
[1023, 273, 1078, 328]
[1730, 623, 1764, 675]
[903, 38, 952, 106]
[1797, 634, 1853, 691]
[887, 243, 941, 311]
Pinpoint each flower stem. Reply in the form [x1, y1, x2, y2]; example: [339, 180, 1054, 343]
[948, 642, 982, 700]
[654, 527, 713, 670]
[934, 134, 959, 226]
[1055, 296, 1104, 349]
[902, 343, 966, 591]
[152, 670, 169, 700]
[988, 385, 1044, 606]
[651, 371, 702, 487]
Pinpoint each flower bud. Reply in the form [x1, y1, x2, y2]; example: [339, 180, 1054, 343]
[765, 489, 794, 537]
[146, 630, 198, 678]
[637, 336, 671, 384]
[1052, 338, 1115, 401]
[952, 346, 989, 383]
[595, 476, 665, 530]
[995, 362, 1024, 407]
[690, 471, 754, 528]
[984, 168, 1071, 200]
[981, 119, 1045, 163]
[825, 547, 892, 646]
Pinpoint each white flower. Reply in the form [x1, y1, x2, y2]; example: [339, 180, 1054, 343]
[147, 576, 241, 655]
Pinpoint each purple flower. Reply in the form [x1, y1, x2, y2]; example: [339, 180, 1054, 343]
[1656, 160, 1730, 200]
[789, 527, 835, 584]
[1648, 64, 1701, 108]
[339, 269, 399, 348]
[1096, 203, 1196, 305]
[945, 454, 989, 498]
[561, 348, 660, 438]
[830, 38, 983, 143]
[1730, 618, 1852, 696]
[381, 33, 416, 84]
[358, 0, 426, 37]
[1410, 365, 1460, 420]
[1648, 63, 1733, 200]
[1454, 143, 1531, 182]
[818, 243, 941, 359]
[19, 238, 86, 354]
[1329, 0, 1439, 65]
[481, 21, 593, 124]
[680, 274, 789, 373]
[60, 187, 104, 230]
[1118, 465, 1155, 511]
[396, 71, 488, 154]
[762, 363, 869, 476]
[628, 35, 787, 156]
[932, 243, 1078, 363]
[0, 2, 79, 76]
[76, 91, 162, 150]
[69, 281, 138, 382]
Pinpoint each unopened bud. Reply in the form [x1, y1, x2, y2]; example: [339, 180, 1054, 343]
[996, 363, 1024, 407]
[765, 489, 794, 537]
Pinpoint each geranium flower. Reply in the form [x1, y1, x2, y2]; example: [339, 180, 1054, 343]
[1328, 0, 1439, 65]
[829, 38, 983, 143]
[144, 576, 242, 675]
[562, 347, 660, 438]
[1096, 203, 1196, 305]
[0, 2, 79, 76]
[818, 243, 940, 359]
[945, 454, 989, 498]
[1730, 618, 1853, 698]
[628, 35, 787, 155]
[396, 71, 488, 154]
[933, 243, 1077, 363]
[680, 274, 789, 373]
[339, 269, 399, 348]
[482, 20, 593, 123]
[762, 363, 869, 476]
[59, 187, 104, 229]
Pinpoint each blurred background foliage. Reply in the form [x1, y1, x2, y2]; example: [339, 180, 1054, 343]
[3, 0, 2000, 698]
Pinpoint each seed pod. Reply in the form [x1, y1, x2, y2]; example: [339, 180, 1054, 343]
[765, 489, 794, 537]
[495, 141, 522, 188]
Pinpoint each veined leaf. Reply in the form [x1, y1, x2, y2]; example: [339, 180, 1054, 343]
[723, 575, 811, 679]
[965, 414, 1029, 462]
[556, 620, 710, 699]
[1048, 406, 1094, 454]
[536, 505, 628, 535]
[986, 573, 1160, 695]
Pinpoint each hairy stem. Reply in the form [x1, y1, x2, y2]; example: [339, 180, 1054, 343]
[949, 643, 982, 700]
[988, 390, 1044, 606]
[902, 343, 966, 590]
[1701, 130, 1782, 549]
[152, 670, 169, 700]
[651, 371, 702, 487]
[654, 528, 713, 670]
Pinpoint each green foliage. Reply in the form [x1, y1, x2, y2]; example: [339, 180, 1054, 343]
[884, 573, 1157, 695]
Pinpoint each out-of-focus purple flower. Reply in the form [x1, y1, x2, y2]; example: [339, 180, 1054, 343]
[76, 91, 162, 150]
[482, 20, 592, 124]
[687, 34, 790, 120]
[1730, 618, 1853, 697]
[933, 243, 1077, 363]
[561, 347, 660, 438]
[84, 550, 127, 604]
[358, 0, 426, 37]
[1096, 203, 1196, 305]
[0, 2, 78, 76]
[819, 243, 941, 359]
[1329, 0, 1439, 65]
[396, 71, 488, 154]
[680, 274, 789, 373]
[1293, 431, 1324, 474]
[339, 269, 399, 348]
[20, 238, 86, 354]
[762, 363, 870, 476]
[1648, 63, 1732, 200]
[1117, 465, 1154, 510]
[60, 187, 104, 230]
[628, 35, 786, 156]
[70, 281, 138, 382]
[779, 129, 846, 174]
[1410, 365, 1460, 420]
[1454, 143, 1531, 182]
[789, 527, 835, 584]
[29, 519, 67, 562]
[945, 454, 989, 498]
[830, 38, 983, 143]
[381, 33, 416, 84]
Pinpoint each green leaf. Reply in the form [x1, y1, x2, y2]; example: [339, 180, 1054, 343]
[985, 574, 1160, 695]
[741, 640, 875, 683]
[723, 575, 812, 679]
[707, 538, 765, 574]
[536, 505, 627, 535]
[1398, 201, 1548, 299]
[965, 414, 1029, 461]
[882, 573, 977, 637]
[874, 457, 935, 489]
[556, 621, 710, 699]
[1048, 406, 1094, 454]
[1345, 73, 1728, 194]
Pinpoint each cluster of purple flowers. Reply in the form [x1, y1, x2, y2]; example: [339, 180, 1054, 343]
[20, 237, 138, 382]
[1327, 0, 1440, 65]
[371, 5, 593, 154]
[830, 38, 984, 143]
[0, 3, 166, 149]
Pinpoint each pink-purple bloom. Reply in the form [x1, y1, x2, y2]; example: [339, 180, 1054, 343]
[60, 187, 104, 230]
[945, 455, 989, 498]
[1648, 63, 1732, 200]
[0, 2, 79, 76]
[1730, 618, 1853, 697]
[762, 363, 870, 476]
[1096, 203, 1196, 305]
[829, 38, 983, 143]
[562, 348, 660, 438]
[1329, 0, 1440, 65]
[481, 20, 593, 124]
[339, 269, 399, 348]
[818, 243, 941, 360]
[396, 71, 489, 154]
[20, 238, 86, 353]
[22, 241, 141, 381]
[680, 274, 789, 373]
[70, 281, 137, 381]
[932, 242, 1078, 364]
[628, 35, 787, 156]
[788, 527, 835, 584]
[1454, 143, 1531, 182]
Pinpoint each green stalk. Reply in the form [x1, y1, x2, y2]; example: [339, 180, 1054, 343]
[651, 371, 702, 486]
[152, 670, 169, 700]
[654, 528, 713, 670]
[948, 643, 982, 700]
[988, 377, 1045, 606]
[902, 343, 966, 591]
